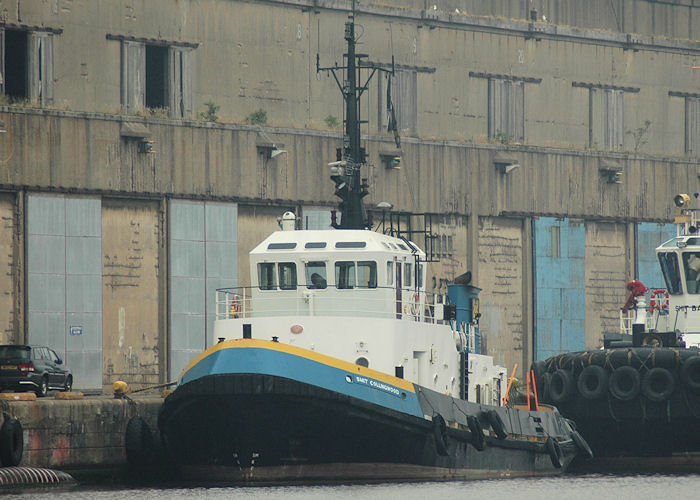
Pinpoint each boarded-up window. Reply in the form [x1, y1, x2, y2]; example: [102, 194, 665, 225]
[590, 88, 624, 150]
[488, 79, 524, 143]
[121, 41, 193, 117]
[169, 47, 193, 118]
[29, 32, 54, 105]
[686, 97, 700, 155]
[391, 71, 418, 133]
[121, 41, 146, 113]
[1, 28, 54, 105]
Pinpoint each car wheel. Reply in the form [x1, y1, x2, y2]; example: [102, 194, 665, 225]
[35, 376, 48, 397]
[64, 375, 73, 392]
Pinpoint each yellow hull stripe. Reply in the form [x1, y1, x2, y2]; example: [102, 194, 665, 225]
[179, 338, 416, 393]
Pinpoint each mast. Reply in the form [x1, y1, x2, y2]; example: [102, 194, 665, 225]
[317, 15, 397, 229]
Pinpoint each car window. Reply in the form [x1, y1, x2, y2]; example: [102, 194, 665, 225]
[48, 349, 60, 363]
[0, 346, 30, 361]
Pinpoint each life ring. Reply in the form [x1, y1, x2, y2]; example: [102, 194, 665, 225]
[641, 367, 675, 401]
[648, 289, 670, 313]
[467, 415, 486, 451]
[570, 430, 594, 460]
[681, 356, 700, 392]
[545, 437, 564, 469]
[577, 365, 609, 400]
[609, 365, 641, 401]
[125, 415, 154, 466]
[0, 418, 23, 467]
[432, 414, 449, 456]
[549, 369, 575, 403]
[485, 409, 507, 440]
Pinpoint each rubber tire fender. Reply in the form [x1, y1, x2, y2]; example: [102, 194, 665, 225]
[35, 375, 48, 398]
[577, 365, 609, 400]
[641, 367, 675, 402]
[125, 415, 154, 466]
[549, 369, 575, 404]
[681, 356, 700, 392]
[570, 430, 594, 460]
[545, 437, 564, 469]
[0, 417, 24, 467]
[467, 415, 486, 451]
[609, 365, 641, 401]
[432, 414, 449, 456]
[486, 409, 507, 440]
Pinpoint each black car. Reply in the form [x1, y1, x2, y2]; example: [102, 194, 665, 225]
[0, 345, 73, 397]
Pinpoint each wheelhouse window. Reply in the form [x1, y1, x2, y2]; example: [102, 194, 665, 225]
[258, 263, 276, 290]
[404, 263, 413, 287]
[658, 252, 682, 295]
[305, 262, 327, 289]
[357, 262, 377, 288]
[278, 263, 297, 290]
[683, 252, 700, 294]
[387, 262, 394, 285]
[335, 262, 356, 289]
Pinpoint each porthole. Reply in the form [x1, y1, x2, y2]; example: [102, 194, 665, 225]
[355, 357, 369, 368]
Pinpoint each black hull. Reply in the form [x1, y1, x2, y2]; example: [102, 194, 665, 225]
[536, 347, 700, 457]
[158, 373, 577, 482]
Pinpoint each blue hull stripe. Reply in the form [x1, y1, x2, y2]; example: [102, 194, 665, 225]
[181, 347, 424, 418]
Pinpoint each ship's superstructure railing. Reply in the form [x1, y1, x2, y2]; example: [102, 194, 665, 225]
[216, 286, 448, 324]
[619, 289, 673, 335]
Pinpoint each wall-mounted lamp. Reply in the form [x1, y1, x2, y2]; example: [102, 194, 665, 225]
[599, 168, 622, 184]
[494, 154, 520, 174]
[599, 160, 623, 184]
[120, 122, 153, 153]
[379, 149, 402, 169]
[138, 139, 155, 154]
[257, 141, 287, 160]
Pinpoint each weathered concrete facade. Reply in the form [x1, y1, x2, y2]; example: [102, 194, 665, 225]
[0, 397, 162, 468]
[1, 0, 700, 382]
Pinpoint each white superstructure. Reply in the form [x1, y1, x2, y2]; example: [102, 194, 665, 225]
[213, 216, 506, 403]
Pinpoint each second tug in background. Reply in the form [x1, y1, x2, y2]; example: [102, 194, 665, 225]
[156, 16, 589, 482]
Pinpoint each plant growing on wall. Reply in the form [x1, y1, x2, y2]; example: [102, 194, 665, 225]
[491, 132, 510, 144]
[324, 115, 340, 129]
[198, 101, 220, 122]
[246, 109, 267, 125]
[627, 119, 652, 153]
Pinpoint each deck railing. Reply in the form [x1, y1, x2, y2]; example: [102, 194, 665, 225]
[216, 286, 448, 324]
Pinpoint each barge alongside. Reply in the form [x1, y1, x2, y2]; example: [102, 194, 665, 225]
[157, 16, 588, 482]
[535, 195, 700, 458]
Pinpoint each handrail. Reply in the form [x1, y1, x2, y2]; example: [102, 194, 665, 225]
[216, 285, 448, 324]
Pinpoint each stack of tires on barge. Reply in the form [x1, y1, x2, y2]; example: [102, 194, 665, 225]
[534, 194, 700, 458]
[533, 345, 700, 457]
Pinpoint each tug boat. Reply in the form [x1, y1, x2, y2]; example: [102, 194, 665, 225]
[156, 16, 587, 482]
[534, 194, 700, 459]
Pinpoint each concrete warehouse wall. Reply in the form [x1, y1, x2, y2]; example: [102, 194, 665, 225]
[1, 0, 699, 378]
[2, 0, 700, 155]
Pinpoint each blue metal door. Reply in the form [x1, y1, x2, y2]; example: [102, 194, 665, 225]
[534, 218, 586, 360]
